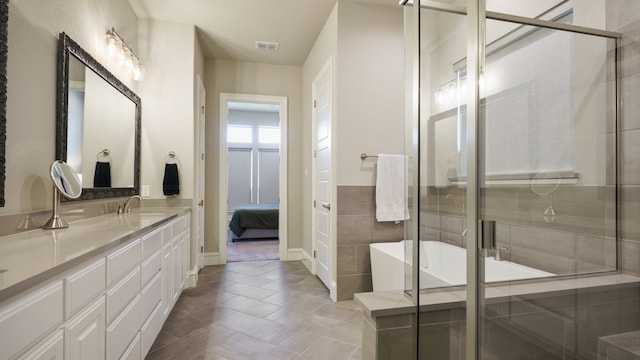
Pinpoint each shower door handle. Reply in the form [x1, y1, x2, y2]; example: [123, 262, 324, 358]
[322, 203, 331, 211]
[479, 220, 496, 250]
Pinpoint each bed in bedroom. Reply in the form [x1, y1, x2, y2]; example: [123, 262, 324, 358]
[228, 204, 279, 241]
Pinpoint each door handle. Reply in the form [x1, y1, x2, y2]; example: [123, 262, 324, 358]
[198, 200, 204, 207]
[322, 203, 331, 210]
[479, 220, 496, 250]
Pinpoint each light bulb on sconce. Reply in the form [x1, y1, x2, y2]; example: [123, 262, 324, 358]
[132, 62, 145, 81]
[106, 34, 118, 55]
[105, 27, 145, 81]
[433, 72, 489, 106]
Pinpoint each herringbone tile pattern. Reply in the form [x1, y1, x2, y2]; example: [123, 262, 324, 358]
[146, 260, 363, 360]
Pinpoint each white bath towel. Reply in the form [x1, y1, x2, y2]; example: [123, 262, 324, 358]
[376, 154, 409, 222]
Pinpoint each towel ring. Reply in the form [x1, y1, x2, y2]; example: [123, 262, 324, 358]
[96, 148, 111, 162]
[165, 151, 179, 165]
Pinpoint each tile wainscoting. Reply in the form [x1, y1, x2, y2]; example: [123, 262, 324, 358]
[336, 186, 404, 301]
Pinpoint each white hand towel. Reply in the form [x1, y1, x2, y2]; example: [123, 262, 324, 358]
[376, 154, 409, 222]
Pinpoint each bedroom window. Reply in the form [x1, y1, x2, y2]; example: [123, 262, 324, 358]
[258, 126, 280, 144]
[227, 125, 252, 143]
[227, 122, 280, 211]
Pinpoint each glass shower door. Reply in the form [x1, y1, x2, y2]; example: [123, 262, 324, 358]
[476, 8, 619, 360]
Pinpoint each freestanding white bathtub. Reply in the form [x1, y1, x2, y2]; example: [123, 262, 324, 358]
[370, 240, 554, 292]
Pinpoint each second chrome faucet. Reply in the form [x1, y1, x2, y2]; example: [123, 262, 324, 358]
[118, 195, 142, 214]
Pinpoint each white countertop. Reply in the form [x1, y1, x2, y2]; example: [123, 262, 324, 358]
[0, 207, 188, 302]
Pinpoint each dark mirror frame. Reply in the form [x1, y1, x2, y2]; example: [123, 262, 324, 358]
[0, 0, 8, 207]
[56, 32, 140, 201]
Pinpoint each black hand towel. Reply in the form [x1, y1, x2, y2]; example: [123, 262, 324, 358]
[163, 163, 180, 196]
[93, 161, 111, 187]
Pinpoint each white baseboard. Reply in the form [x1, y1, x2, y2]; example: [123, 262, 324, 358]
[285, 248, 304, 261]
[187, 265, 199, 288]
[204, 252, 220, 266]
[206, 249, 311, 267]
[299, 249, 314, 273]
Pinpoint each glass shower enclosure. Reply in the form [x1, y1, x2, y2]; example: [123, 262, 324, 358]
[402, 0, 639, 359]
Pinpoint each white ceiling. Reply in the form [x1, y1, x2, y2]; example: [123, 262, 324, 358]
[128, 0, 401, 66]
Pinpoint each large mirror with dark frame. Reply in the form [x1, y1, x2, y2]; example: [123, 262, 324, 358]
[57, 32, 140, 201]
[0, 0, 8, 207]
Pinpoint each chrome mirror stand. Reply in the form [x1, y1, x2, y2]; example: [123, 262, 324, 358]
[42, 186, 68, 230]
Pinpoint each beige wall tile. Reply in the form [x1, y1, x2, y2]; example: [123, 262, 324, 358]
[509, 245, 577, 274]
[617, 19, 640, 78]
[576, 234, 616, 272]
[372, 220, 404, 243]
[377, 327, 415, 359]
[621, 74, 640, 131]
[622, 239, 640, 275]
[337, 186, 375, 216]
[337, 215, 373, 245]
[607, 0, 640, 29]
[356, 244, 372, 274]
[621, 130, 640, 185]
[338, 245, 358, 276]
[418, 322, 456, 359]
[510, 225, 576, 255]
[620, 185, 640, 240]
[337, 274, 373, 301]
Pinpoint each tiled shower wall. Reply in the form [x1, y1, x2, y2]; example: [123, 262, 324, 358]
[419, 185, 623, 275]
[336, 186, 404, 301]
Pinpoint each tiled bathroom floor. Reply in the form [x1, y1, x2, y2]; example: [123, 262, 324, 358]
[146, 260, 363, 360]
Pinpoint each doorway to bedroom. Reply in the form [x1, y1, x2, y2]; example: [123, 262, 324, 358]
[218, 93, 288, 264]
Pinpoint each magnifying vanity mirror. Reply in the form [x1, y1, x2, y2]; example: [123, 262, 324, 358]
[43, 160, 82, 229]
[56, 32, 141, 201]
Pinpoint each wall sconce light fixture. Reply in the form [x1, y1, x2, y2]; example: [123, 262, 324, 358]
[106, 28, 145, 81]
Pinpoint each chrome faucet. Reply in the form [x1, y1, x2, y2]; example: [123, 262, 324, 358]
[122, 195, 142, 213]
[495, 246, 509, 261]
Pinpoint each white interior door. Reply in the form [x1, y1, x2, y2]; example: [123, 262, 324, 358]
[313, 62, 332, 291]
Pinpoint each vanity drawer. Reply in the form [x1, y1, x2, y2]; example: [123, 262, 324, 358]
[141, 272, 162, 322]
[171, 216, 187, 236]
[107, 240, 141, 287]
[65, 258, 106, 319]
[141, 303, 163, 358]
[141, 250, 161, 288]
[106, 267, 141, 325]
[106, 294, 141, 360]
[16, 329, 64, 360]
[0, 281, 63, 360]
[120, 332, 141, 360]
[141, 228, 162, 260]
[162, 225, 171, 246]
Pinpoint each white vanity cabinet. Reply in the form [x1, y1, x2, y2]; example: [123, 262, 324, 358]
[0, 281, 64, 360]
[17, 330, 64, 360]
[161, 215, 190, 321]
[105, 239, 142, 360]
[65, 296, 106, 360]
[0, 211, 192, 360]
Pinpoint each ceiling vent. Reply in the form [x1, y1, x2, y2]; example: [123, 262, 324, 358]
[255, 41, 280, 51]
